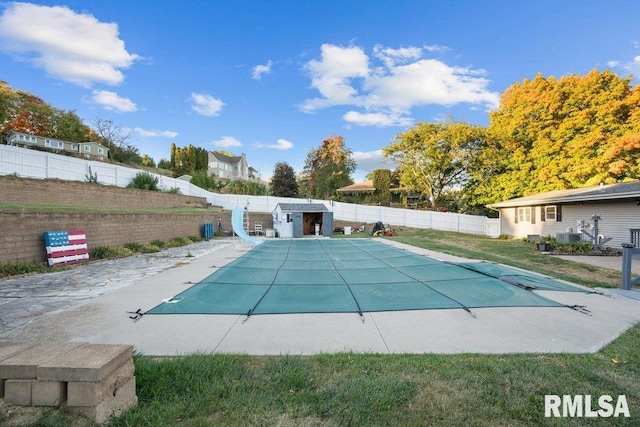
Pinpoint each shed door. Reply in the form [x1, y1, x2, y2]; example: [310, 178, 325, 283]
[322, 212, 333, 236]
[292, 212, 304, 238]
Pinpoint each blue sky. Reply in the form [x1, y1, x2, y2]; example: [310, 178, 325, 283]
[1, 1, 639, 181]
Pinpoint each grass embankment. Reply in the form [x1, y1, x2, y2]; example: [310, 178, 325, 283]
[2, 229, 638, 426]
[389, 227, 622, 289]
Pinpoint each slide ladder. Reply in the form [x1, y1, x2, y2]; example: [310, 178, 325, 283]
[231, 206, 263, 245]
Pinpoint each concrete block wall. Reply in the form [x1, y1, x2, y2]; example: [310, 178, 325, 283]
[0, 342, 136, 424]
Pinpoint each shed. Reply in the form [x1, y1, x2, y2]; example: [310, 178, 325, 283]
[272, 203, 333, 238]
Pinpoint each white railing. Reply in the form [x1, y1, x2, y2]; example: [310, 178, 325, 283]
[0, 144, 501, 237]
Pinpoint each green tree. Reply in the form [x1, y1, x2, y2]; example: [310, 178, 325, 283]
[169, 144, 209, 176]
[271, 162, 298, 197]
[371, 168, 392, 206]
[384, 118, 484, 210]
[302, 135, 355, 199]
[157, 158, 172, 170]
[190, 170, 217, 190]
[477, 69, 640, 203]
[223, 179, 267, 195]
[52, 110, 90, 142]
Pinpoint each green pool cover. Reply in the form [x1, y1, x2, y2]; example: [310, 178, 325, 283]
[147, 239, 586, 316]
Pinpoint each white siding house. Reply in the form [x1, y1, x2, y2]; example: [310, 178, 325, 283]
[487, 181, 640, 249]
[207, 151, 260, 181]
[6, 131, 109, 161]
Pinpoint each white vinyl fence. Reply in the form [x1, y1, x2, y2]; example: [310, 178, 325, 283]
[0, 144, 501, 237]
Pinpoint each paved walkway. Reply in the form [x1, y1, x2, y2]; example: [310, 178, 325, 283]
[0, 239, 234, 332]
[1, 239, 639, 356]
[555, 254, 640, 275]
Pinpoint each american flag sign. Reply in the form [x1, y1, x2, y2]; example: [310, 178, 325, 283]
[44, 230, 89, 267]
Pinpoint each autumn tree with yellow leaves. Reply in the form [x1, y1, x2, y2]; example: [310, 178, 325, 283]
[470, 69, 640, 204]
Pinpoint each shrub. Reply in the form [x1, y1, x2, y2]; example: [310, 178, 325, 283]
[90, 246, 119, 259]
[140, 244, 161, 253]
[84, 166, 98, 184]
[167, 237, 189, 247]
[150, 239, 166, 247]
[127, 172, 160, 191]
[124, 242, 145, 252]
[0, 261, 49, 277]
[554, 241, 594, 254]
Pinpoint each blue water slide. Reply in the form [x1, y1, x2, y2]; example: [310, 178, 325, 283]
[231, 206, 263, 245]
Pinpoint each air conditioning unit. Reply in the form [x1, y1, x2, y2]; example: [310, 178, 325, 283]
[556, 232, 583, 243]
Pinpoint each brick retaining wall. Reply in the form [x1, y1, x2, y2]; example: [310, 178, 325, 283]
[0, 176, 208, 209]
[0, 210, 230, 265]
[0, 176, 323, 265]
[0, 210, 275, 265]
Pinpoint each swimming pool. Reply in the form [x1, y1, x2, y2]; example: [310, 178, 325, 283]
[147, 239, 587, 316]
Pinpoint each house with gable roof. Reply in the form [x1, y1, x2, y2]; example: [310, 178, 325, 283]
[6, 130, 109, 161]
[486, 181, 640, 249]
[207, 151, 260, 181]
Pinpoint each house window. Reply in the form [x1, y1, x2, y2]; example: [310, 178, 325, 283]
[98, 148, 104, 154]
[71, 144, 79, 151]
[517, 207, 532, 223]
[84, 145, 91, 152]
[45, 140, 64, 149]
[544, 206, 556, 221]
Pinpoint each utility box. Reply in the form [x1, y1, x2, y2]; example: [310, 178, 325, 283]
[556, 232, 582, 243]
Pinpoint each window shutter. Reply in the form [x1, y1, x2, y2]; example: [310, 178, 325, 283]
[514, 208, 518, 224]
[531, 206, 536, 224]
[557, 205, 562, 222]
[540, 206, 545, 221]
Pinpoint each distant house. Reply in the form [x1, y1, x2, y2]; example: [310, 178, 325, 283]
[336, 180, 417, 206]
[272, 202, 333, 238]
[6, 130, 109, 161]
[207, 151, 260, 181]
[487, 181, 640, 249]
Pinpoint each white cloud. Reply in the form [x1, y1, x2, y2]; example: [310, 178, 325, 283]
[0, 3, 139, 87]
[133, 128, 178, 138]
[191, 93, 224, 116]
[300, 44, 369, 111]
[343, 111, 412, 127]
[352, 150, 395, 176]
[301, 43, 500, 125]
[252, 60, 272, 80]
[212, 136, 242, 148]
[373, 45, 422, 68]
[423, 44, 451, 54]
[270, 138, 293, 150]
[91, 90, 137, 112]
[620, 55, 640, 79]
[254, 138, 294, 150]
[364, 59, 500, 109]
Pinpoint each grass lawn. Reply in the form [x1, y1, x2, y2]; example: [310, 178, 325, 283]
[2, 229, 638, 426]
